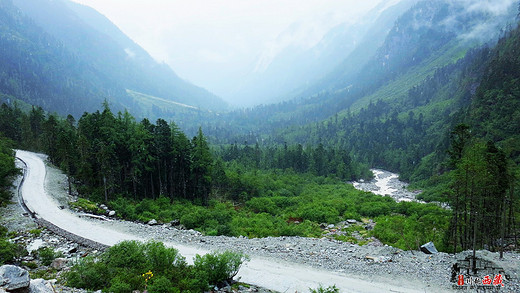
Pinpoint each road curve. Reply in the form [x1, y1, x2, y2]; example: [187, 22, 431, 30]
[16, 150, 435, 293]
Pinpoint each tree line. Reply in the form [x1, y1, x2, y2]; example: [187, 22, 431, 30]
[0, 102, 368, 205]
[447, 124, 517, 254]
[0, 134, 19, 205]
[0, 102, 213, 203]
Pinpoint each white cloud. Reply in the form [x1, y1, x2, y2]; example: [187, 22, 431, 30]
[447, 0, 517, 42]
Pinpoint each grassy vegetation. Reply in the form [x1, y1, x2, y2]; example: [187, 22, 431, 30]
[63, 240, 248, 293]
[309, 285, 339, 293]
[107, 170, 451, 251]
[124, 89, 210, 122]
[345, 40, 469, 114]
[36, 247, 64, 266]
[0, 225, 26, 265]
[70, 198, 105, 214]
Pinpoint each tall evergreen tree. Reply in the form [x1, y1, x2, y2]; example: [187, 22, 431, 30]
[191, 128, 213, 204]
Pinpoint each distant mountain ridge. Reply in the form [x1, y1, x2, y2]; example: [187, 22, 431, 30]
[188, 0, 518, 142]
[225, 0, 418, 106]
[0, 0, 226, 118]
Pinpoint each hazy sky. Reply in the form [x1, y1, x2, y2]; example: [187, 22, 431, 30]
[71, 0, 382, 96]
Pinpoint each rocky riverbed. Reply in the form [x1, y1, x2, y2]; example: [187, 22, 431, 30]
[352, 169, 423, 202]
[3, 158, 519, 293]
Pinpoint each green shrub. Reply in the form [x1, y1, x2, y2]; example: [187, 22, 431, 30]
[180, 211, 205, 230]
[37, 247, 63, 266]
[103, 240, 148, 271]
[135, 199, 159, 216]
[193, 251, 249, 286]
[358, 201, 392, 217]
[275, 188, 294, 197]
[0, 226, 7, 237]
[65, 241, 219, 292]
[0, 238, 18, 264]
[63, 257, 109, 290]
[372, 213, 449, 251]
[137, 211, 157, 223]
[231, 213, 277, 238]
[28, 229, 42, 236]
[247, 197, 276, 214]
[29, 268, 58, 280]
[110, 197, 137, 220]
[143, 241, 186, 276]
[271, 196, 298, 209]
[108, 276, 132, 293]
[70, 198, 104, 214]
[309, 285, 339, 293]
[342, 211, 362, 221]
[22, 261, 38, 269]
[297, 204, 339, 223]
[148, 276, 178, 293]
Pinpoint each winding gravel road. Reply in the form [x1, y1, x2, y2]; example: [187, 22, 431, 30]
[16, 150, 442, 293]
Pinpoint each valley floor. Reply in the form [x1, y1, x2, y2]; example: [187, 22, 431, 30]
[9, 150, 520, 293]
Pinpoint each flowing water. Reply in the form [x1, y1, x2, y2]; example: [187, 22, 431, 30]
[352, 169, 423, 202]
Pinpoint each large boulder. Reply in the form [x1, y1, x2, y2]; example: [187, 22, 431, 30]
[29, 279, 53, 293]
[0, 265, 30, 291]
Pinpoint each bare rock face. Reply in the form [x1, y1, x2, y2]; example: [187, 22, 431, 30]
[29, 279, 53, 293]
[0, 265, 30, 291]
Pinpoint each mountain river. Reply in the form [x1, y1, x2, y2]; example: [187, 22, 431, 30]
[352, 169, 423, 202]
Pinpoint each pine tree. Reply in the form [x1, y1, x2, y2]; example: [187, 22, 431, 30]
[191, 128, 213, 204]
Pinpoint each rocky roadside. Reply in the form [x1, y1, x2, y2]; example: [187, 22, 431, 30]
[108, 221, 520, 292]
[4, 156, 519, 293]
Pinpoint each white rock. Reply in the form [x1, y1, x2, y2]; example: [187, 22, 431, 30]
[29, 279, 54, 293]
[27, 239, 45, 253]
[108, 210, 116, 217]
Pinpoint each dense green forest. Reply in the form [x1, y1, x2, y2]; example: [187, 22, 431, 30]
[0, 102, 371, 203]
[0, 102, 450, 251]
[0, 134, 18, 205]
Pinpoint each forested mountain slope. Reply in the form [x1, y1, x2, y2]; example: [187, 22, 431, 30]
[277, 9, 520, 187]
[467, 24, 520, 163]
[0, 0, 226, 118]
[226, 0, 417, 106]
[192, 0, 518, 143]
